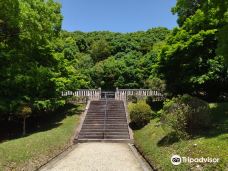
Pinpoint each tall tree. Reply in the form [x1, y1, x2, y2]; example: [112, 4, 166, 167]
[0, 0, 63, 118]
[90, 39, 111, 62]
[158, 0, 228, 101]
[171, 0, 201, 26]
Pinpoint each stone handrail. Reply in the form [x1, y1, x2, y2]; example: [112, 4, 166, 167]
[62, 88, 101, 100]
[62, 88, 164, 101]
[115, 88, 164, 101]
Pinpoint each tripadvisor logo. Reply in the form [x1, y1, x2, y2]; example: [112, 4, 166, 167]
[171, 155, 182, 165]
[171, 155, 219, 165]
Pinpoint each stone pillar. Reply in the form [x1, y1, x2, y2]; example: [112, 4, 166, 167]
[116, 87, 119, 100]
[98, 88, 101, 99]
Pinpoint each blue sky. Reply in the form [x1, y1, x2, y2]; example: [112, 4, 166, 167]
[58, 0, 178, 33]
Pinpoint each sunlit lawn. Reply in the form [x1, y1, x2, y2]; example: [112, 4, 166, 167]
[134, 103, 228, 170]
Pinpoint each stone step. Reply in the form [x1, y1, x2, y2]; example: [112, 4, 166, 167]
[87, 113, 127, 115]
[105, 135, 130, 139]
[82, 123, 128, 126]
[83, 121, 127, 124]
[85, 116, 126, 118]
[84, 119, 127, 122]
[81, 125, 128, 129]
[78, 135, 104, 139]
[79, 132, 129, 135]
[84, 118, 127, 124]
[78, 134, 130, 139]
[83, 122, 127, 125]
[87, 111, 105, 113]
[76, 99, 131, 142]
[81, 125, 104, 129]
[80, 129, 129, 132]
[85, 116, 126, 119]
[86, 113, 125, 115]
[82, 124, 128, 129]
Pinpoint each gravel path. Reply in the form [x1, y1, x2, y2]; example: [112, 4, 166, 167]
[40, 143, 145, 171]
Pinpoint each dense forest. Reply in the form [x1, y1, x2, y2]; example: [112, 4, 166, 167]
[0, 0, 228, 131]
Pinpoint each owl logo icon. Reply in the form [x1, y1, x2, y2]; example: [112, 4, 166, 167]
[171, 155, 182, 165]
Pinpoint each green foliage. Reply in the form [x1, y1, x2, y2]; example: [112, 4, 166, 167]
[200, 0, 228, 64]
[128, 101, 154, 129]
[33, 99, 65, 112]
[145, 77, 166, 93]
[1, 0, 227, 138]
[209, 102, 228, 122]
[0, 105, 83, 170]
[158, 1, 228, 100]
[0, 0, 67, 119]
[63, 28, 170, 90]
[17, 104, 32, 118]
[0, 0, 170, 122]
[217, 17, 228, 64]
[161, 94, 211, 138]
[91, 53, 138, 89]
[127, 95, 138, 103]
[49, 28, 170, 91]
[134, 114, 228, 170]
[171, 0, 201, 26]
[33, 100, 52, 111]
[90, 50, 160, 89]
[90, 39, 111, 62]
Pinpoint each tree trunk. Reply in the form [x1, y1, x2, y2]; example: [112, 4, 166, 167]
[23, 117, 26, 136]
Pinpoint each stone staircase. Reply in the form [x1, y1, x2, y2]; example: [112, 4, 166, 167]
[76, 100, 131, 142]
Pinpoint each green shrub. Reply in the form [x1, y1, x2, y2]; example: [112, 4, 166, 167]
[127, 95, 138, 103]
[161, 94, 211, 138]
[128, 101, 154, 129]
[33, 100, 52, 111]
[33, 99, 66, 112]
[145, 77, 166, 93]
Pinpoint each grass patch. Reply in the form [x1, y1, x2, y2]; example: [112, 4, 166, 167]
[0, 104, 84, 171]
[134, 103, 228, 170]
